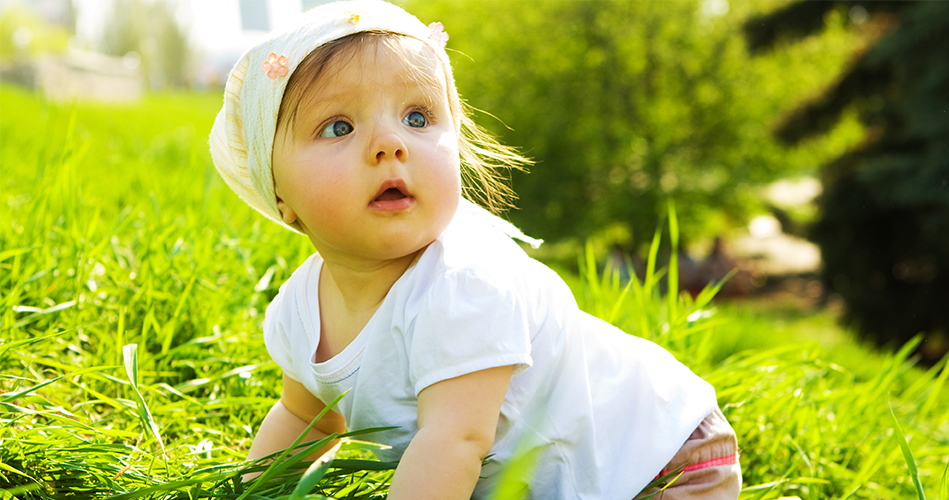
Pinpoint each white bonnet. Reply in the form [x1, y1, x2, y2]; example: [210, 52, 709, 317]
[208, 0, 454, 232]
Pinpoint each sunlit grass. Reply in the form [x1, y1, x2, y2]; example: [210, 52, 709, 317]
[2, 85, 948, 499]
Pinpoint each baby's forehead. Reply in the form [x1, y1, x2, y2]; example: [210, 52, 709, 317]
[312, 37, 446, 101]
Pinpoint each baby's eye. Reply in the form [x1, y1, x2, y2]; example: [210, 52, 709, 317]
[402, 111, 428, 128]
[320, 120, 353, 138]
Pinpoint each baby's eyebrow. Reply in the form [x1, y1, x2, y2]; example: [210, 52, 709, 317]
[305, 87, 352, 107]
[297, 90, 357, 119]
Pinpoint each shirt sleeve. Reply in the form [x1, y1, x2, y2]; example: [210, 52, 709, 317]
[408, 268, 533, 396]
[262, 287, 302, 383]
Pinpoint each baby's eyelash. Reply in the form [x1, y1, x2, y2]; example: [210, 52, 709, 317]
[314, 115, 351, 138]
[409, 105, 437, 123]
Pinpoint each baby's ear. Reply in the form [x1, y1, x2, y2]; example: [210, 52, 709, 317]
[276, 196, 298, 225]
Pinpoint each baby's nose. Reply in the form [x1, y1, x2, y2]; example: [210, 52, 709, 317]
[370, 125, 408, 163]
[376, 146, 405, 162]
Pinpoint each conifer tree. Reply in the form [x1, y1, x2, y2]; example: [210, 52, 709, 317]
[747, 2, 949, 359]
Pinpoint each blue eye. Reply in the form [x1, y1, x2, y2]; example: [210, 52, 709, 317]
[402, 111, 427, 128]
[320, 120, 353, 138]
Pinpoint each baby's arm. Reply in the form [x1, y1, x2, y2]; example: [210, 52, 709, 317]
[246, 374, 346, 471]
[387, 365, 514, 500]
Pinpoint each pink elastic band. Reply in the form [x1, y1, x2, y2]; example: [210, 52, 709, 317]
[655, 453, 739, 480]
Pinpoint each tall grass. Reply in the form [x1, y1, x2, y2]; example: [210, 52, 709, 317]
[2, 85, 948, 499]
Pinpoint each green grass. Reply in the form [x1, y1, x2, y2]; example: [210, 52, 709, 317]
[2, 84, 948, 499]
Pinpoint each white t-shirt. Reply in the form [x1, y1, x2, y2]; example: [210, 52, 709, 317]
[263, 200, 718, 499]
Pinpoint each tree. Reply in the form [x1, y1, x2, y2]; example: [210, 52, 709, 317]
[100, 0, 192, 88]
[408, 0, 858, 252]
[746, 2, 949, 359]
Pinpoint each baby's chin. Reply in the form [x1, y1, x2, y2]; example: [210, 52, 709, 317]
[314, 230, 441, 264]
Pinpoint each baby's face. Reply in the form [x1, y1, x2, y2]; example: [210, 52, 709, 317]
[272, 37, 461, 264]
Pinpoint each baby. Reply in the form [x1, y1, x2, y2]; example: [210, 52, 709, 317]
[209, 1, 740, 498]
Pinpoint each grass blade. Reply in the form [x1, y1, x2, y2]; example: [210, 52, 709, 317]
[1, 365, 111, 403]
[940, 459, 948, 500]
[636, 463, 686, 500]
[666, 200, 679, 324]
[289, 442, 341, 499]
[238, 391, 348, 500]
[644, 223, 662, 293]
[122, 344, 167, 459]
[0, 484, 43, 499]
[890, 400, 926, 500]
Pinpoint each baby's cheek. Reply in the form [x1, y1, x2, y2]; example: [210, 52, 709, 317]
[313, 169, 351, 196]
[436, 130, 460, 155]
[435, 141, 462, 187]
[437, 167, 462, 228]
[301, 174, 352, 222]
[436, 164, 462, 203]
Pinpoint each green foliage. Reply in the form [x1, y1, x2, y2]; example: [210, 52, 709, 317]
[0, 84, 388, 498]
[2, 88, 948, 499]
[0, 4, 71, 60]
[407, 0, 863, 248]
[751, 2, 949, 358]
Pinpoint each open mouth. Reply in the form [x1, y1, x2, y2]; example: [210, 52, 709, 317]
[375, 187, 408, 202]
[369, 179, 414, 211]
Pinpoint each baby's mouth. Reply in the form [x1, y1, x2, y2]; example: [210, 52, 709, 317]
[369, 179, 414, 211]
[375, 187, 407, 202]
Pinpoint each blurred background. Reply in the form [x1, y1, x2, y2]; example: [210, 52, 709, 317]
[2, 0, 947, 361]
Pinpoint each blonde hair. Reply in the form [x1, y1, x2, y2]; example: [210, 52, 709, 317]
[276, 31, 529, 214]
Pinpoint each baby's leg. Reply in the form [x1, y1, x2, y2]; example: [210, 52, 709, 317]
[635, 408, 741, 500]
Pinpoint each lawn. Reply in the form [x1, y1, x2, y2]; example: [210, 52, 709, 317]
[1, 85, 947, 499]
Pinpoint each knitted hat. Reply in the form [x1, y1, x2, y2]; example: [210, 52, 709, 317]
[208, 0, 454, 232]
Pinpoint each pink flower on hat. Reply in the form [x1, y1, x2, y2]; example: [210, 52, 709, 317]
[262, 52, 289, 79]
[428, 22, 448, 48]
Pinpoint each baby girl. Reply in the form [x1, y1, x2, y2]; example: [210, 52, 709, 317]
[209, 1, 740, 498]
